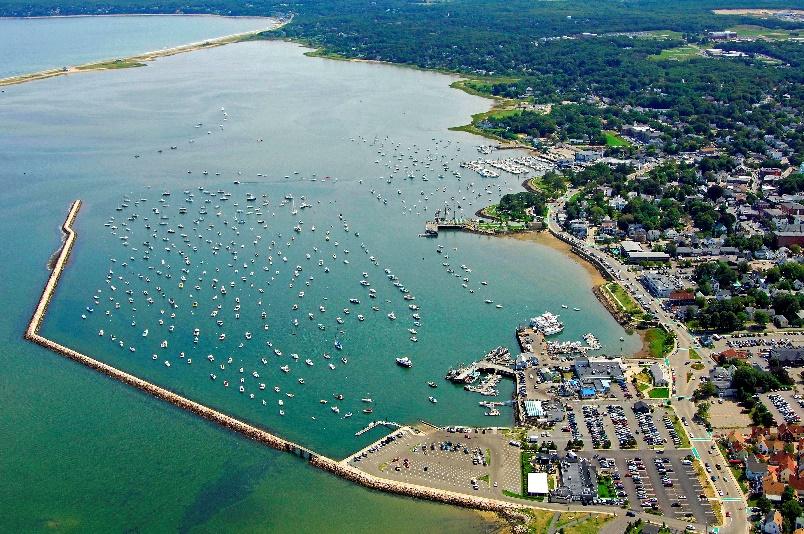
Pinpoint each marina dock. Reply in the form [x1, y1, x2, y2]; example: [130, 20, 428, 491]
[24, 201, 536, 519]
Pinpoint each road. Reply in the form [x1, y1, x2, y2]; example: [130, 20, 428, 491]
[546, 192, 749, 533]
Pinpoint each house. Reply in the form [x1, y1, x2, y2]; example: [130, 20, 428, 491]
[764, 473, 786, 500]
[756, 435, 769, 455]
[764, 510, 783, 534]
[777, 454, 798, 483]
[600, 218, 617, 235]
[650, 363, 669, 387]
[774, 314, 790, 328]
[608, 196, 627, 211]
[569, 219, 589, 239]
[746, 454, 769, 481]
[709, 365, 735, 395]
[777, 424, 804, 442]
[575, 149, 603, 163]
[668, 290, 695, 306]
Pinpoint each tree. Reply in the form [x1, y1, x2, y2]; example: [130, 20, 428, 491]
[706, 184, 724, 201]
[754, 311, 770, 328]
[756, 495, 772, 514]
[783, 499, 803, 529]
[696, 401, 711, 423]
[694, 381, 717, 400]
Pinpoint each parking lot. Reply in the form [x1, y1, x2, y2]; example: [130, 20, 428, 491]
[564, 401, 687, 451]
[348, 427, 521, 498]
[580, 449, 717, 525]
[763, 391, 804, 425]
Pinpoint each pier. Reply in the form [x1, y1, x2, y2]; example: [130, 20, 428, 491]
[24, 201, 540, 519]
[355, 420, 402, 436]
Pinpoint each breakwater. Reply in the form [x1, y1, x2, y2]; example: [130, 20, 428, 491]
[24, 201, 558, 519]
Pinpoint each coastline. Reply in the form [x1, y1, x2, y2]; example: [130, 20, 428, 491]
[0, 16, 289, 87]
[26, 201, 617, 533]
[1, 14, 275, 20]
[10, 36, 638, 531]
[505, 230, 606, 287]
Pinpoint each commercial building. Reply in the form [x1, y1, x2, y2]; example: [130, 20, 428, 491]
[527, 472, 549, 496]
[550, 452, 598, 504]
[640, 273, 675, 298]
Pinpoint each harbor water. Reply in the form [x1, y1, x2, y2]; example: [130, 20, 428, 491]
[0, 32, 638, 532]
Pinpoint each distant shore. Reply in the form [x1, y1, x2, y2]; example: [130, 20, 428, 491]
[0, 15, 288, 87]
[0, 13, 273, 20]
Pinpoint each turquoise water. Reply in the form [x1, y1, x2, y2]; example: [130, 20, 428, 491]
[0, 34, 638, 532]
[0, 15, 274, 77]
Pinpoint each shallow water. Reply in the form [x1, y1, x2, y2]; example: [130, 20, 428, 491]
[0, 35, 637, 532]
[0, 15, 274, 77]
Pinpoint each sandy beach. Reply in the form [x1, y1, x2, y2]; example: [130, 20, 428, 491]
[0, 16, 288, 87]
[507, 230, 607, 287]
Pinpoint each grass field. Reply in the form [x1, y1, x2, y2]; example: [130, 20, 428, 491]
[563, 515, 612, 534]
[603, 130, 631, 147]
[645, 327, 674, 358]
[649, 44, 701, 61]
[690, 348, 701, 360]
[728, 24, 801, 40]
[649, 387, 670, 399]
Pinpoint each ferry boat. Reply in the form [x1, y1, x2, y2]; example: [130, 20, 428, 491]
[530, 311, 564, 336]
[396, 356, 412, 368]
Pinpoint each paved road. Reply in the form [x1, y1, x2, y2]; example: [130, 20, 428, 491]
[546, 194, 749, 533]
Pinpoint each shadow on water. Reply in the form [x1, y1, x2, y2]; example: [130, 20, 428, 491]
[178, 459, 275, 533]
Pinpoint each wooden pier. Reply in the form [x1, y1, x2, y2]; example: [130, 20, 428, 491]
[24, 201, 541, 519]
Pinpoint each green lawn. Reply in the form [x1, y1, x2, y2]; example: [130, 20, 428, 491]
[563, 515, 612, 534]
[645, 327, 674, 358]
[649, 44, 701, 61]
[690, 348, 701, 360]
[604, 282, 642, 316]
[649, 387, 670, 399]
[597, 476, 615, 498]
[603, 130, 631, 147]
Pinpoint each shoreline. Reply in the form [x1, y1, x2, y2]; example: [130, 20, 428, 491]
[0, 15, 289, 87]
[25, 201, 619, 532]
[1, 14, 275, 20]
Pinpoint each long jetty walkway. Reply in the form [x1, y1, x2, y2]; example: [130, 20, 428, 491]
[24, 201, 537, 518]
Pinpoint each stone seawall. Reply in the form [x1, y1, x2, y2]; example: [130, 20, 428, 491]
[311, 456, 526, 515]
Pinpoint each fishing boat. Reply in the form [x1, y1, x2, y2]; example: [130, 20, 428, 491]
[427, 381, 437, 388]
[362, 408, 373, 414]
[428, 396, 437, 403]
[395, 356, 412, 368]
